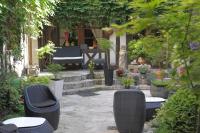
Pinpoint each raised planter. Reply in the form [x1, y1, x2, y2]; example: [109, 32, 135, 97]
[150, 85, 169, 99]
[49, 79, 64, 101]
[104, 68, 114, 86]
[113, 89, 145, 133]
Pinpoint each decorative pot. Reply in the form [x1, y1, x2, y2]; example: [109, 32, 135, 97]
[150, 85, 169, 99]
[87, 73, 94, 79]
[113, 89, 145, 133]
[104, 68, 114, 86]
[49, 79, 64, 101]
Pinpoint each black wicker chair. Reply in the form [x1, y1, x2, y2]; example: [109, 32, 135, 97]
[113, 89, 145, 133]
[24, 85, 60, 130]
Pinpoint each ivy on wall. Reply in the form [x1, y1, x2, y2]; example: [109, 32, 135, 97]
[53, 0, 131, 30]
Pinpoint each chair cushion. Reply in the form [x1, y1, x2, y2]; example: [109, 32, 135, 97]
[32, 99, 56, 108]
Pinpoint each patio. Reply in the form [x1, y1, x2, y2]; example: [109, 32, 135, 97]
[55, 89, 154, 133]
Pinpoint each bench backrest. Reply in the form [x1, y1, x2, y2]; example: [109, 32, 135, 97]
[54, 46, 82, 57]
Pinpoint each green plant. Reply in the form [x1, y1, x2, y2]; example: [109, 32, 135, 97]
[54, 1, 130, 30]
[138, 65, 148, 74]
[121, 76, 134, 89]
[37, 41, 56, 68]
[88, 60, 95, 74]
[22, 76, 51, 87]
[152, 79, 170, 87]
[154, 89, 198, 133]
[97, 38, 113, 69]
[0, 72, 21, 118]
[47, 63, 64, 79]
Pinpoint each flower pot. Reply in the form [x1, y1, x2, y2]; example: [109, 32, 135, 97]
[49, 79, 64, 101]
[124, 86, 130, 89]
[104, 68, 114, 86]
[150, 85, 169, 99]
[87, 73, 94, 79]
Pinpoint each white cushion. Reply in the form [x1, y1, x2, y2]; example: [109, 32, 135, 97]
[145, 97, 166, 103]
[3, 117, 46, 128]
[53, 56, 83, 60]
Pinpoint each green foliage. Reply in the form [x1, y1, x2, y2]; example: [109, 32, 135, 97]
[97, 38, 113, 69]
[37, 41, 56, 59]
[54, 0, 130, 30]
[138, 64, 149, 74]
[0, 0, 58, 69]
[1, 104, 24, 121]
[0, 72, 22, 117]
[47, 63, 64, 79]
[88, 60, 95, 74]
[152, 79, 170, 87]
[154, 89, 198, 133]
[22, 76, 50, 88]
[115, 0, 200, 87]
[97, 38, 113, 52]
[120, 76, 134, 88]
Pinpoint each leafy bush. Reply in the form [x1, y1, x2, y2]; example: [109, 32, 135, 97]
[138, 65, 149, 74]
[0, 72, 22, 118]
[152, 79, 170, 87]
[47, 63, 64, 79]
[154, 89, 198, 133]
[88, 60, 95, 74]
[22, 76, 50, 88]
[120, 76, 134, 88]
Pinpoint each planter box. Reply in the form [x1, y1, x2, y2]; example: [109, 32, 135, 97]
[150, 85, 169, 99]
[49, 79, 64, 101]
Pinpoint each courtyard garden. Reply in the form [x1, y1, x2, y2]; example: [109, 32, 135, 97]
[0, 0, 200, 133]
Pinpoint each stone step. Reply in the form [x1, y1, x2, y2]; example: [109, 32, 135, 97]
[63, 75, 87, 82]
[63, 79, 95, 90]
[63, 85, 120, 95]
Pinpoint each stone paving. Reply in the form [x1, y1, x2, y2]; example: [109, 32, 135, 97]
[55, 89, 154, 133]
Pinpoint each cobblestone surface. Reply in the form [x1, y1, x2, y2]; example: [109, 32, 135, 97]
[55, 90, 154, 133]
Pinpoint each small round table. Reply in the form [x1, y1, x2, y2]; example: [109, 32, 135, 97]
[145, 97, 166, 121]
[3, 117, 54, 133]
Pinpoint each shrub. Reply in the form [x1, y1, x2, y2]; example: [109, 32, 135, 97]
[0, 72, 22, 118]
[47, 63, 64, 79]
[120, 76, 134, 89]
[154, 89, 198, 133]
[152, 79, 170, 87]
[22, 76, 50, 87]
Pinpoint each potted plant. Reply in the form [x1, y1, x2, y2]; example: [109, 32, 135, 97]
[121, 76, 134, 89]
[37, 41, 56, 70]
[88, 60, 95, 79]
[150, 79, 170, 98]
[116, 68, 124, 77]
[97, 38, 114, 86]
[47, 63, 64, 101]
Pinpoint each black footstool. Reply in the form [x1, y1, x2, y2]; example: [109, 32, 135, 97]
[145, 97, 165, 121]
[3, 117, 54, 133]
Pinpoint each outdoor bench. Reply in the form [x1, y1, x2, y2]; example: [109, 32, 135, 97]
[52, 46, 83, 65]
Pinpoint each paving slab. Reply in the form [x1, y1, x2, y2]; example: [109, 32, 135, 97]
[55, 90, 153, 133]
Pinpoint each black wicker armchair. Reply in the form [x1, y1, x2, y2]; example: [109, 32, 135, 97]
[24, 85, 60, 130]
[113, 89, 145, 133]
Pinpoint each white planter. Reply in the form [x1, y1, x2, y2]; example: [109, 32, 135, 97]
[49, 79, 64, 101]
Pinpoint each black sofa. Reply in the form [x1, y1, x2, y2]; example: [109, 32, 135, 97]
[24, 85, 60, 130]
[52, 46, 83, 65]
